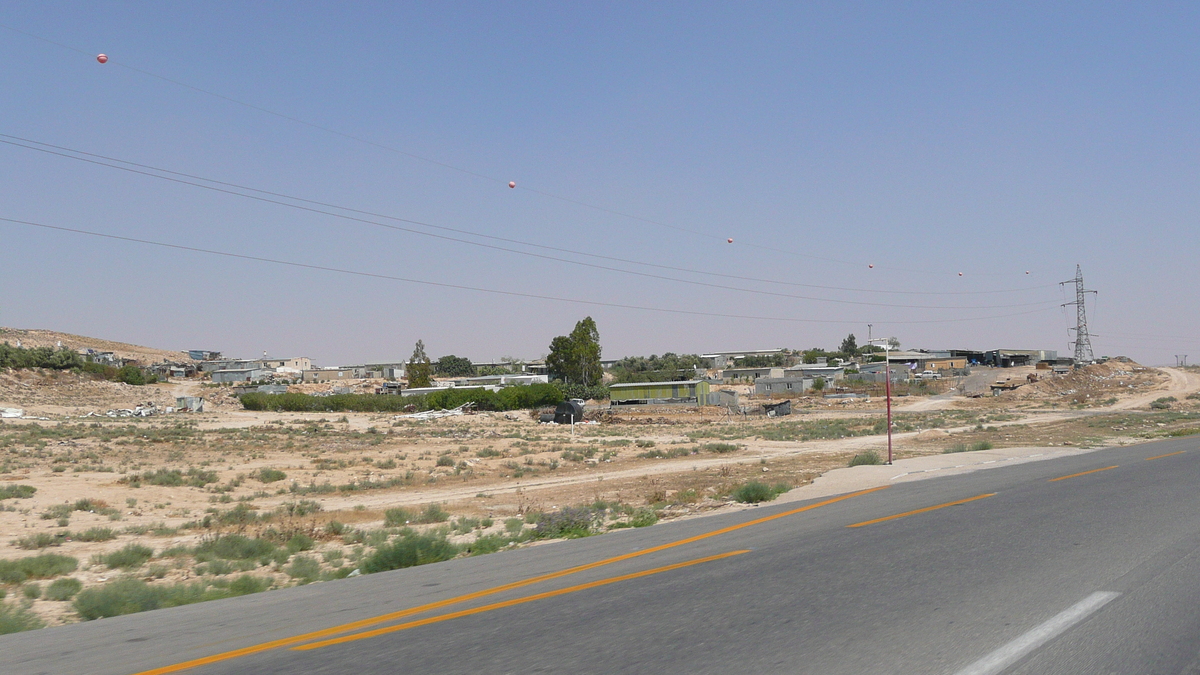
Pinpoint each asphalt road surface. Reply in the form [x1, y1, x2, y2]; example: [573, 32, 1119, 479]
[5, 435, 1200, 675]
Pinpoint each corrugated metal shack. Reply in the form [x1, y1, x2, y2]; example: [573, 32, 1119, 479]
[609, 380, 711, 406]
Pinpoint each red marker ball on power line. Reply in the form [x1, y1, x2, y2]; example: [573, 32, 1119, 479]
[727, 238, 734, 244]
[868, 264, 874, 269]
[958, 272, 964, 276]
[508, 181, 516, 188]
[97, 54, 108, 64]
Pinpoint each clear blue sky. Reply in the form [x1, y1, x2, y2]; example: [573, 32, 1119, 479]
[1, 2, 1196, 366]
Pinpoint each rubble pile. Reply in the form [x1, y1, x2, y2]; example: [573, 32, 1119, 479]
[1010, 358, 1164, 401]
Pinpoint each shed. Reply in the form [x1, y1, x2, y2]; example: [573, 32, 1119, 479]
[609, 380, 710, 406]
[175, 397, 205, 412]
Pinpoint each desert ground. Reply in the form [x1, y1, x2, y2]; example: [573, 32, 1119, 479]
[3, 330, 1199, 629]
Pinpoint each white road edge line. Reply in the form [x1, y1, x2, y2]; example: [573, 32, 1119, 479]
[954, 591, 1120, 675]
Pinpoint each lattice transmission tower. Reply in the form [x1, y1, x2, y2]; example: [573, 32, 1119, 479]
[1060, 264, 1097, 364]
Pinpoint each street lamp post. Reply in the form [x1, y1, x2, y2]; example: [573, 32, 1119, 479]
[870, 339, 893, 465]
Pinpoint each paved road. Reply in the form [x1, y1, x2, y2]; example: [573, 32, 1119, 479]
[5, 436, 1200, 675]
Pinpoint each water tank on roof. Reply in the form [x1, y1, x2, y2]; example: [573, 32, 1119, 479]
[554, 400, 584, 424]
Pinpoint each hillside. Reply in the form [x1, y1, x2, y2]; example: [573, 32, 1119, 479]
[0, 327, 194, 365]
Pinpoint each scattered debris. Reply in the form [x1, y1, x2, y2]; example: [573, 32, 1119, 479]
[396, 402, 475, 420]
[0, 407, 23, 418]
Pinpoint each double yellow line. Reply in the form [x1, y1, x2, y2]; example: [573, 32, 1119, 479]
[133, 485, 890, 674]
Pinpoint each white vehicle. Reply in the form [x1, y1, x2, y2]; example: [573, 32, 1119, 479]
[916, 370, 942, 380]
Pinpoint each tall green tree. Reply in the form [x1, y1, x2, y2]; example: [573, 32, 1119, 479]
[840, 334, 858, 355]
[434, 355, 475, 377]
[407, 340, 433, 388]
[546, 317, 602, 387]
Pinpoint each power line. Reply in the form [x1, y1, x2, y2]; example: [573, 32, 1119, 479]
[0, 133, 1054, 298]
[0, 215, 1060, 326]
[0, 21, 1046, 279]
[0, 136, 1059, 312]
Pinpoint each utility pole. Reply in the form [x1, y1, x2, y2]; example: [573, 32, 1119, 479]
[1060, 264, 1097, 365]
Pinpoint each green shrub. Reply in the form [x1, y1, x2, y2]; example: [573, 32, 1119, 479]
[630, 508, 658, 528]
[12, 533, 61, 550]
[732, 481, 776, 504]
[228, 575, 270, 595]
[194, 534, 276, 561]
[848, 450, 883, 466]
[384, 507, 413, 527]
[944, 440, 995, 454]
[435, 455, 455, 467]
[702, 443, 740, 454]
[97, 544, 154, 570]
[74, 578, 225, 620]
[44, 577, 82, 601]
[22, 583, 41, 600]
[0, 600, 45, 634]
[416, 503, 450, 524]
[534, 507, 597, 539]
[240, 383, 563, 414]
[0, 554, 78, 584]
[285, 534, 315, 553]
[256, 468, 287, 483]
[286, 555, 321, 582]
[0, 484, 36, 500]
[360, 533, 459, 573]
[75, 527, 117, 542]
[127, 468, 218, 488]
[465, 534, 507, 556]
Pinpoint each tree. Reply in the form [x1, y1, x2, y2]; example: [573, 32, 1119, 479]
[407, 340, 432, 389]
[546, 317, 603, 387]
[434, 355, 474, 378]
[840, 334, 858, 355]
[887, 337, 901, 349]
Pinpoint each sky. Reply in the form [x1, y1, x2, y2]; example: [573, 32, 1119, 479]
[1, 2, 1197, 366]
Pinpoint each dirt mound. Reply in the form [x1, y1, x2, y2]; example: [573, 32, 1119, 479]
[0, 369, 180, 413]
[1010, 357, 1165, 402]
[0, 327, 194, 365]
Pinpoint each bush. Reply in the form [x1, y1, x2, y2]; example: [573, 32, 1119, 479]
[44, 577, 82, 601]
[194, 534, 276, 561]
[97, 543, 154, 570]
[944, 440, 995, 454]
[228, 575, 270, 595]
[127, 468, 218, 488]
[360, 533, 459, 574]
[848, 451, 883, 466]
[702, 443, 739, 454]
[1151, 397, 1175, 410]
[116, 365, 147, 385]
[732, 481, 776, 504]
[22, 584, 41, 600]
[0, 554, 78, 584]
[12, 533, 60, 550]
[383, 508, 413, 527]
[0, 600, 44, 634]
[75, 527, 117, 542]
[240, 383, 563, 414]
[0, 485, 36, 500]
[435, 455, 455, 467]
[74, 578, 225, 620]
[534, 507, 597, 539]
[256, 468, 287, 483]
[286, 555, 321, 582]
[630, 508, 658, 528]
[416, 503, 450, 524]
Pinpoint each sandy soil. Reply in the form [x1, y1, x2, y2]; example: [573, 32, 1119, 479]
[2, 358, 1199, 628]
